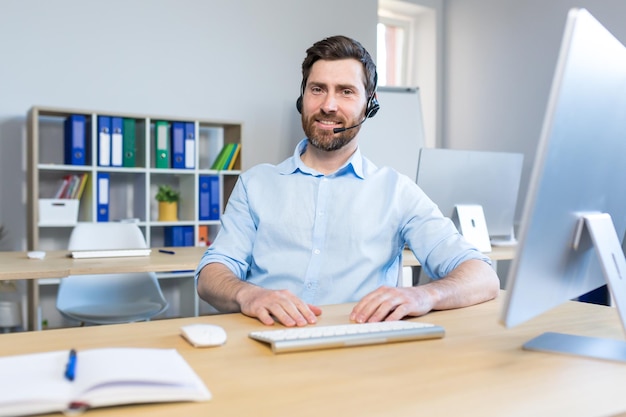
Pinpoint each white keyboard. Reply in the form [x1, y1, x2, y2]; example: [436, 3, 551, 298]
[68, 249, 152, 259]
[249, 320, 445, 354]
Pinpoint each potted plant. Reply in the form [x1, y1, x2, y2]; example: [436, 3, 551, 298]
[155, 185, 180, 221]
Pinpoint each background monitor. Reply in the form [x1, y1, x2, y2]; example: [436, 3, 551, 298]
[500, 8, 626, 362]
[415, 148, 524, 243]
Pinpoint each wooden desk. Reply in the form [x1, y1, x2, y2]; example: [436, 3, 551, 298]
[0, 247, 206, 279]
[0, 247, 207, 331]
[1, 296, 625, 417]
[2, 246, 515, 331]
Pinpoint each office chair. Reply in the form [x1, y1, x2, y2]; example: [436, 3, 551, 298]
[56, 223, 168, 325]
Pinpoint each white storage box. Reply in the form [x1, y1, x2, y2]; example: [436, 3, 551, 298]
[38, 199, 79, 226]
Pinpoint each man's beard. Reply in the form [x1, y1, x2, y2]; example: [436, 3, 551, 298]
[302, 113, 360, 152]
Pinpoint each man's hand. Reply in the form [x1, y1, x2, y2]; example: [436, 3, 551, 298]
[350, 259, 500, 323]
[236, 285, 322, 327]
[349, 286, 434, 323]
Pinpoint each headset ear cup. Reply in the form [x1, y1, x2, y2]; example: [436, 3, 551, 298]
[366, 95, 380, 118]
[296, 96, 303, 114]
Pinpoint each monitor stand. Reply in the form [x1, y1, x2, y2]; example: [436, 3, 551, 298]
[452, 204, 492, 253]
[490, 226, 518, 247]
[523, 212, 626, 362]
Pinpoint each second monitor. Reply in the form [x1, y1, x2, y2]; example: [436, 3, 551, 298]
[415, 148, 524, 245]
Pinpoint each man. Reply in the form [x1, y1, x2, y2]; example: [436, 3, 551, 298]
[196, 35, 499, 327]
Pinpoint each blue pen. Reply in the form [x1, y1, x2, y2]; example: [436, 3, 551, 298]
[159, 249, 175, 255]
[65, 349, 77, 381]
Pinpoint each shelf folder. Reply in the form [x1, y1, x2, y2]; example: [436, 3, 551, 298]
[199, 175, 220, 220]
[64, 114, 86, 166]
[111, 117, 123, 167]
[164, 225, 194, 246]
[122, 118, 136, 167]
[98, 116, 111, 167]
[97, 172, 110, 222]
[198, 225, 209, 246]
[171, 122, 185, 169]
[155, 120, 170, 169]
[184, 122, 196, 169]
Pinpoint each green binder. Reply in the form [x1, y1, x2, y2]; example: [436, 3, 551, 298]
[154, 120, 169, 169]
[122, 118, 136, 167]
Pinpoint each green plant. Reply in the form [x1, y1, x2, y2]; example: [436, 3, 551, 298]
[155, 185, 180, 203]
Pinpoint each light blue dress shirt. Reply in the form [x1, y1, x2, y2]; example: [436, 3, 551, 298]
[196, 139, 490, 305]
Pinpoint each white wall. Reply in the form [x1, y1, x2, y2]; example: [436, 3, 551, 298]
[443, 0, 626, 224]
[0, 0, 378, 250]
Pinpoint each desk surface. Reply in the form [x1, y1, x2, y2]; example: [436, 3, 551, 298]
[0, 246, 206, 280]
[0, 247, 208, 331]
[1, 246, 516, 331]
[0, 245, 516, 280]
[2, 295, 626, 417]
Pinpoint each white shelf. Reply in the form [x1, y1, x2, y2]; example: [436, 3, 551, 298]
[26, 105, 243, 327]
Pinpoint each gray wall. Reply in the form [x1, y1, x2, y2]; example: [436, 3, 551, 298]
[443, 0, 626, 224]
[0, 0, 377, 250]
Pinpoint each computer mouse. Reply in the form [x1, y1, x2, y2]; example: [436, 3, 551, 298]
[27, 251, 46, 260]
[180, 323, 227, 348]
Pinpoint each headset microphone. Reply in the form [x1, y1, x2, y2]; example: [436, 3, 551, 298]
[333, 117, 367, 134]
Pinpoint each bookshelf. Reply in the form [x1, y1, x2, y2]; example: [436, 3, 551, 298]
[26, 105, 243, 326]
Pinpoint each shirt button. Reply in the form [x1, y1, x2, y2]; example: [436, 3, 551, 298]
[313, 249, 320, 255]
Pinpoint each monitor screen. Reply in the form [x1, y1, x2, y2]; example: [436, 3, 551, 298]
[415, 148, 523, 242]
[500, 8, 626, 361]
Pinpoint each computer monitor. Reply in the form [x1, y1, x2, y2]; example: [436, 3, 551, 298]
[415, 148, 523, 244]
[500, 8, 626, 362]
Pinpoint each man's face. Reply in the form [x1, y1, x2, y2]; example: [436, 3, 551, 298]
[301, 59, 368, 152]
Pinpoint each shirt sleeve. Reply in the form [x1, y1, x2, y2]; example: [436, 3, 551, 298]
[401, 178, 491, 279]
[195, 175, 256, 284]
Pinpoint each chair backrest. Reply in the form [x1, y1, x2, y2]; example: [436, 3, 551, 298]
[57, 223, 168, 325]
[68, 222, 148, 250]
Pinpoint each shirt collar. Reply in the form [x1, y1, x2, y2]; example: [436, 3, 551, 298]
[277, 139, 365, 179]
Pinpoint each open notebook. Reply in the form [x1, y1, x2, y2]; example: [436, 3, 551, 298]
[0, 347, 211, 417]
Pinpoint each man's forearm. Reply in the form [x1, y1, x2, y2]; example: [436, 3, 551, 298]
[426, 259, 500, 311]
[197, 262, 247, 313]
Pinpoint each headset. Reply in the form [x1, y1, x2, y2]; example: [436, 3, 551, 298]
[296, 72, 380, 131]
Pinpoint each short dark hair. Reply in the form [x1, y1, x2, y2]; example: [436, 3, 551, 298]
[301, 35, 377, 97]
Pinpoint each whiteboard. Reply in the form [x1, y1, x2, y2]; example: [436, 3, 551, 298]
[357, 86, 425, 179]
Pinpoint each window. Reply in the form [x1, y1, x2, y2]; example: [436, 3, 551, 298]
[377, 15, 412, 86]
[378, 0, 439, 148]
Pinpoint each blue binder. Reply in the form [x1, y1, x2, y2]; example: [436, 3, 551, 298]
[164, 226, 183, 246]
[110, 117, 123, 167]
[96, 172, 110, 222]
[199, 175, 219, 220]
[64, 115, 86, 166]
[184, 122, 196, 169]
[98, 116, 112, 166]
[164, 226, 194, 246]
[183, 226, 194, 246]
[171, 122, 185, 169]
